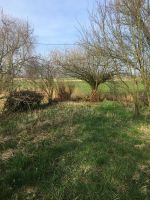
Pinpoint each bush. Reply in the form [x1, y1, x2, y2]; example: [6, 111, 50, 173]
[4, 90, 44, 112]
[56, 82, 75, 101]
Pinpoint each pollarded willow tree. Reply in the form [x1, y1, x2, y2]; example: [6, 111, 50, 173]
[80, 0, 150, 115]
[57, 48, 114, 101]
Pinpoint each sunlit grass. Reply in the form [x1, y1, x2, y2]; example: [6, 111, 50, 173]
[0, 101, 150, 199]
[14, 78, 145, 96]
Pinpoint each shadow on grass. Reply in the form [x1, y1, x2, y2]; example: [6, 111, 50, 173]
[1, 101, 59, 115]
[0, 101, 150, 200]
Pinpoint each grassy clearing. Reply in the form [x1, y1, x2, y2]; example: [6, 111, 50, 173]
[0, 101, 150, 199]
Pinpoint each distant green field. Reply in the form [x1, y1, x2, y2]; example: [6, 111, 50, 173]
[14, 78, 145, 96]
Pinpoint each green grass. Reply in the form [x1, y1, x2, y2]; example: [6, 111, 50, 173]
[0, 101, 150, 199]
[14, 78, 145, 97]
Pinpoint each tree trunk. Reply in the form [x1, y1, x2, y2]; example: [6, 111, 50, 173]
[134, 102, 140, 117]
[133, 88, 140, 117]
[90, 84, 99, 102]
[144, 86, 150, 107]
[48, 98, 52, 105]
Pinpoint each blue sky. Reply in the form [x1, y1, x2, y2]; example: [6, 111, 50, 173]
[0, 0, 97, 55]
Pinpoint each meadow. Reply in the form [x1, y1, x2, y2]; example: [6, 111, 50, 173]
[14, 78, 145, 96]
[0, 80, 150, 200]
[0, 1, 150, 199]
[0, 100, 150, 199]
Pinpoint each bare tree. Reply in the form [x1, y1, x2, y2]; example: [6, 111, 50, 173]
[31, 53, 58, 104]
[25, 56, 41, 79]
[80, 0, 150, 115]
[114, 0, 150, 108]
[0, 11, 34, 94]
[57, 48, 114, 101]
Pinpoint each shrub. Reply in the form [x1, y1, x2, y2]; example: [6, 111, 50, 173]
[56, 82, 75, 101]
[4, 90, 44, 112]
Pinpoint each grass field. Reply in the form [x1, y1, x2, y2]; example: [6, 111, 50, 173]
[14, 78, 145, 96]
[0, 101, 150, 199]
